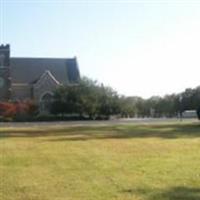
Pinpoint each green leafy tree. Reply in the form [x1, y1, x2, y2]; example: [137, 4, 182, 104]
[51, 77, 121, 119]
[197, 106, 200, 120]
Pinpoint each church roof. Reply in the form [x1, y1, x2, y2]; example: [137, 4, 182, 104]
[10, 57, 80, 84]
[33, 70, 60, 86]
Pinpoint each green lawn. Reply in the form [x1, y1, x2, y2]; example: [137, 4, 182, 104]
[0, 122, 200, 200]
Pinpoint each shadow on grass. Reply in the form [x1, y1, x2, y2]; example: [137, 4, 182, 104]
[0, 123, 200, 141]
[122, 186, 200, 200]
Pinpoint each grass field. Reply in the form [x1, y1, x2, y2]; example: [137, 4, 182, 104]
[0, 122, 200, 200]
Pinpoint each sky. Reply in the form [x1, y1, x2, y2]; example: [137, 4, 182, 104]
[1, 0, 200, 98]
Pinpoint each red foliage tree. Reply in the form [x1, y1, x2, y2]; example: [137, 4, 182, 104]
[0, 102, 17, 118]
[0, 100, 38, 119]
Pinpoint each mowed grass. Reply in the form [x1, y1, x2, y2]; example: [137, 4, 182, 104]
[0, 122, 200, 200]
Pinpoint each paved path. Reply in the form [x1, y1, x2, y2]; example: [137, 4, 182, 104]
[0, 118, 197, 128]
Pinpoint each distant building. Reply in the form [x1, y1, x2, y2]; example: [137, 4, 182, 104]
[0, 44, 80, 110]
[182, 110, 197, 118]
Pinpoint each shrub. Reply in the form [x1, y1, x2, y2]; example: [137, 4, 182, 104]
[0, 100, 38, 121]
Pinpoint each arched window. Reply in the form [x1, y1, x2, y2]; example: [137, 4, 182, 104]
[40, 92, 53, 113]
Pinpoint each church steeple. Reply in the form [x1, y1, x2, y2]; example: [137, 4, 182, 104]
[0, 44, 10, 67]
[0, 44, 11, 101]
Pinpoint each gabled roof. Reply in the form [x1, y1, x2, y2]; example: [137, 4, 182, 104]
[33, 70, 60, 87]
[10, 57, 80, 84]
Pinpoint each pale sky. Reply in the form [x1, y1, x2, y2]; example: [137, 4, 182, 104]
[1, 0, 200, 98]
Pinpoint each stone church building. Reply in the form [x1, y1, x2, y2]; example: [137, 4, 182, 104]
[0, 44, 80, 110]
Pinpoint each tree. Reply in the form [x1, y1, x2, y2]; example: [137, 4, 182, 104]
[51, 77, 121, 119]
[51, 77, 200, 120]
[197, 106, 200, 120]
